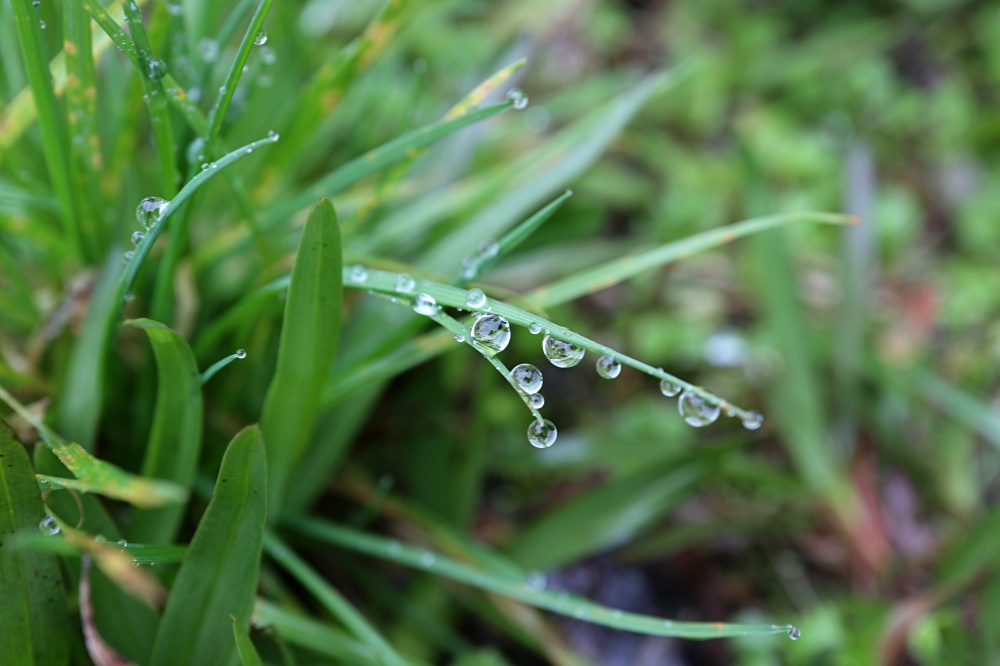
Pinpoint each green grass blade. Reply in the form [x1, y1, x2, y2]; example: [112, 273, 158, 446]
[263, 532, 410, 666]
[150, 425, 267, 666]
[253, 601, 380, 665]
[125, 319, 204, 544]
[232, 616, 264, 666]
[0, 423, 69, 666]
[260, 198, 342, 513]
[285, 516, 797, 641]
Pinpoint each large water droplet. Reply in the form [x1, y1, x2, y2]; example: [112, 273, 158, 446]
[394, 273, 415, 294]
[39, 515, 60, 535]
[528, 393, 545, 409]
[471, 314, 511, 353]
[659, 377, 681, 397]
[412, 293, 438, 316]
[465, 288, 487, 309]
[511, 363, 543, 394]
[135, 196, 169, 229]
[542, 335, 584, 368]
[596, 355, 621, 379]
[527, 419, 557, 448]
[253, 28, 268, 46]
[235, 348, 247, 359]
[678, 391, 720, 427]
[146, 57, 168, 80]
[506, 88, 528, 110]
[350, 265, 368, 283]
[741, 410, 764, 431]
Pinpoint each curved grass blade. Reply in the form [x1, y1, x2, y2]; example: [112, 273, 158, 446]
[232, 616, 264, 666]
[253, 601, 380, 665]
[0, 423, 69, 666]
[286, 516, 797, 641]
[150, 425, 267, 666]
[125, 319, 204, 544]
[260, 198, 342, 513]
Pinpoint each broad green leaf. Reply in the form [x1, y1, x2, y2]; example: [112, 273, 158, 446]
[150, 425, 267, 666]
[126, 319, 204, 544]
[232, 616, 264, 666]
[0, 423, 69, 666]
[261, 198, 342, 512]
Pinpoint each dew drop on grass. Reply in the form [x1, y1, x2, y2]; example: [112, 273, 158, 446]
[528, 322, 542, 335]
[267, 129, 279, 141]
[117, 539, 128, 547]
[39, 515, 60, 535]
[524, 572, 547, 591]
[394, 273, 415, 294]
[420, 552, 436, 567]
[39, 19, 46, 29]
[122, 250, 134, 263]
[511, 363, 543, 394]
[412, 293, 438, 316]
[260, 46, 276, 65]
[253, 28, 268, 45]
[787, 626, 801, 640]
[742, 410, 764, 430]
[528, 393, 544, 409]
[235, 348, 247, 359]
[146, 57, 168, 80]
[135, 196, 169, 229]
[32, 0, 40, 6]
[542, 335, 584, 368]
[454, 333, 466, 343]
[596, 355, 621, 379]
[471, 314, 511, 353]
[465, 287, 486, 309]
[478, 239, 499, 259]
[131, 231, 144, 245]
[350, 265, 368, 283]
[659, 377, 681, 397]
[199, 37, 219, 62]
[678, 391, 720, 427]
[527, 419, 557, 448]
[506, 88, 528, 110]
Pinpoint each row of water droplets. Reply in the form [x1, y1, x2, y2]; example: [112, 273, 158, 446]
[123, 196, 170, 265]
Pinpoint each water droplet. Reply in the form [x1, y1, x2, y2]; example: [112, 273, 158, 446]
[146, 57, 167, 80]
[267, 129, 279, 141]
[260, 46, 276, 65]
[122, 250, 134, 263]
[235, 349, 247, 359]
[350, 265, 368, 283]
[528, 393, 545, 409]
[478, 239, 499, 259]
[135, 196, 169, 229]
[39, 515, 60, 535]
[186, 137, 205, 164]
[188, 86, 202, 102]
[218, 85, 227, 95]
[659, 377, 681, 397]
[32, 0, 40, 6]
[524, 572, 547, 591]
[528, 322, 542, 335]
[542, 335, 584, 368]
[124, 292, 136, 303]
[412, 293, 438, 316]
[511, 363, 543, 394]
[454, 333, 466, 343]
[420, 552, 436, 567]
[506, 88, 528, 110]
[245, 147, 253, 154]
[678, 391, 720, 427]
[117, 539, 128, 547]
[595, 355, 621, 379]
[198, 38, 219, 62]
[787, 626, 800, 640]
[253, 28, 268, 45]
[471, 314, 511, 353]
[131, 231, 145, 245]
[465, 288, 487, 309]
[166, 2, 181, 16]
[460, 257, 478, 280]
[741, 410, 764, 430]
[394, 273, 415, 294]
[527, 419, 557, 448]
[39, 19, 46, 29]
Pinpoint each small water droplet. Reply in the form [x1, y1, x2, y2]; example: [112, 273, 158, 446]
[245, 147, 253, 154]
[465, 287, 487, 309]
[198, 38, 219, 62]
[527, 419, 557, 448]
[166, 1, 181, 16]
[678, 391, 720, 427]
[528, 393, 545, 409]
[39, 19, 46, 29]
[394, 273, 416, 294]
[741, 410, 764, 430]
[542, 335, 584, 368]
[659, 377, 681, 397]
[253, 28, 268, 46]
[528, 322, 542, 335]
[511, 363, 543, 394]
[131, 231, 145, 245]
[787, 626, 801, 640]
[235, 349, 247, 359]
[506, 88, 528, 110]
[136, 196, 169, 229]
[412, 293, 438, 316]
[122, 250, 134, 263]
[218, 85, 227, 95]
[267, 129, 279, 141]
[260, 46, 276, 65]
[454, 333, 466, 343]
[39, 515, 60, 535]
[471, 314, 511, 353]
[117, 539, 128, 547]
[478, 239, 499, 259]
[595, 355, 621, 379]
[32, 0, 40, 6]
[124, 292, 136, 303]
[350, 265, 368, 283]
[460, 257, 478, 280]
[524, 572, 547, 590]
[420, 552, 436, 567]
[146, 57, 167, 80]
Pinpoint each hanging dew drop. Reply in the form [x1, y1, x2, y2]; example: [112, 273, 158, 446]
[394, 273, 416, 294]
[131, 231, 145, 245]
[349, 265, 368, 283]
[135, 196, 169, 229]
[267, 129, 279, 141]
[146, 57, 168, 80]
[471, 314, 511, 353]
[454, 333, 466, 343]
[478, 239, 500, 259]
[39, 515, 60, 535]
[465, 288, 487, 309]
[235, 349, 247, 359]
[528, 393, 544, 409]
[741, 410, 764, 430]
[527, 419, 557, 448]
[678, 391, 721, 427]
[511, 363, 543, 394]
[659, 377, 681, 397]
[122, 250, 134, 263]
[787, 626, 801, 640]
[117, 539, 128, 547]
[595, 355, 621, 379]
[528, 322, 542, 335]
[542, 335, 585, 368]
[506, 88, 528, 110]
[412, 293, 438, 316]
[253, 28, 268, 46]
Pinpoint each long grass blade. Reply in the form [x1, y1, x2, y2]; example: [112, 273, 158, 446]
[232, 616, 264, 666]
[253, 601, 380, 665]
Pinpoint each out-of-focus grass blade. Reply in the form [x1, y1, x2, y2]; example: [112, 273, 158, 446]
[0, 423, 69, 666]
[528, 212, 855, 308]
[261, 198, 342, 512]
[897, 365, 1000, 451]
[149, 425, 267, 666]
[193, 275, 288, 356]
[936, 502, 1000, 589]
[232, 616, 264, 666]
[253, 601, 380, 665]
[286, 516, 796, 641]
[126, 319, 204, 544]
[263, 532, 409, 666]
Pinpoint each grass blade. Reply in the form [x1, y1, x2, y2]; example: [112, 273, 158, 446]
[253, 600, 380, 665]
[261, 198, 342, 512]
[126, 319, 204, 544]
[150, 425, 267, 666]
[232, 616, 264, 666]
[0, 423, 69, 666]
